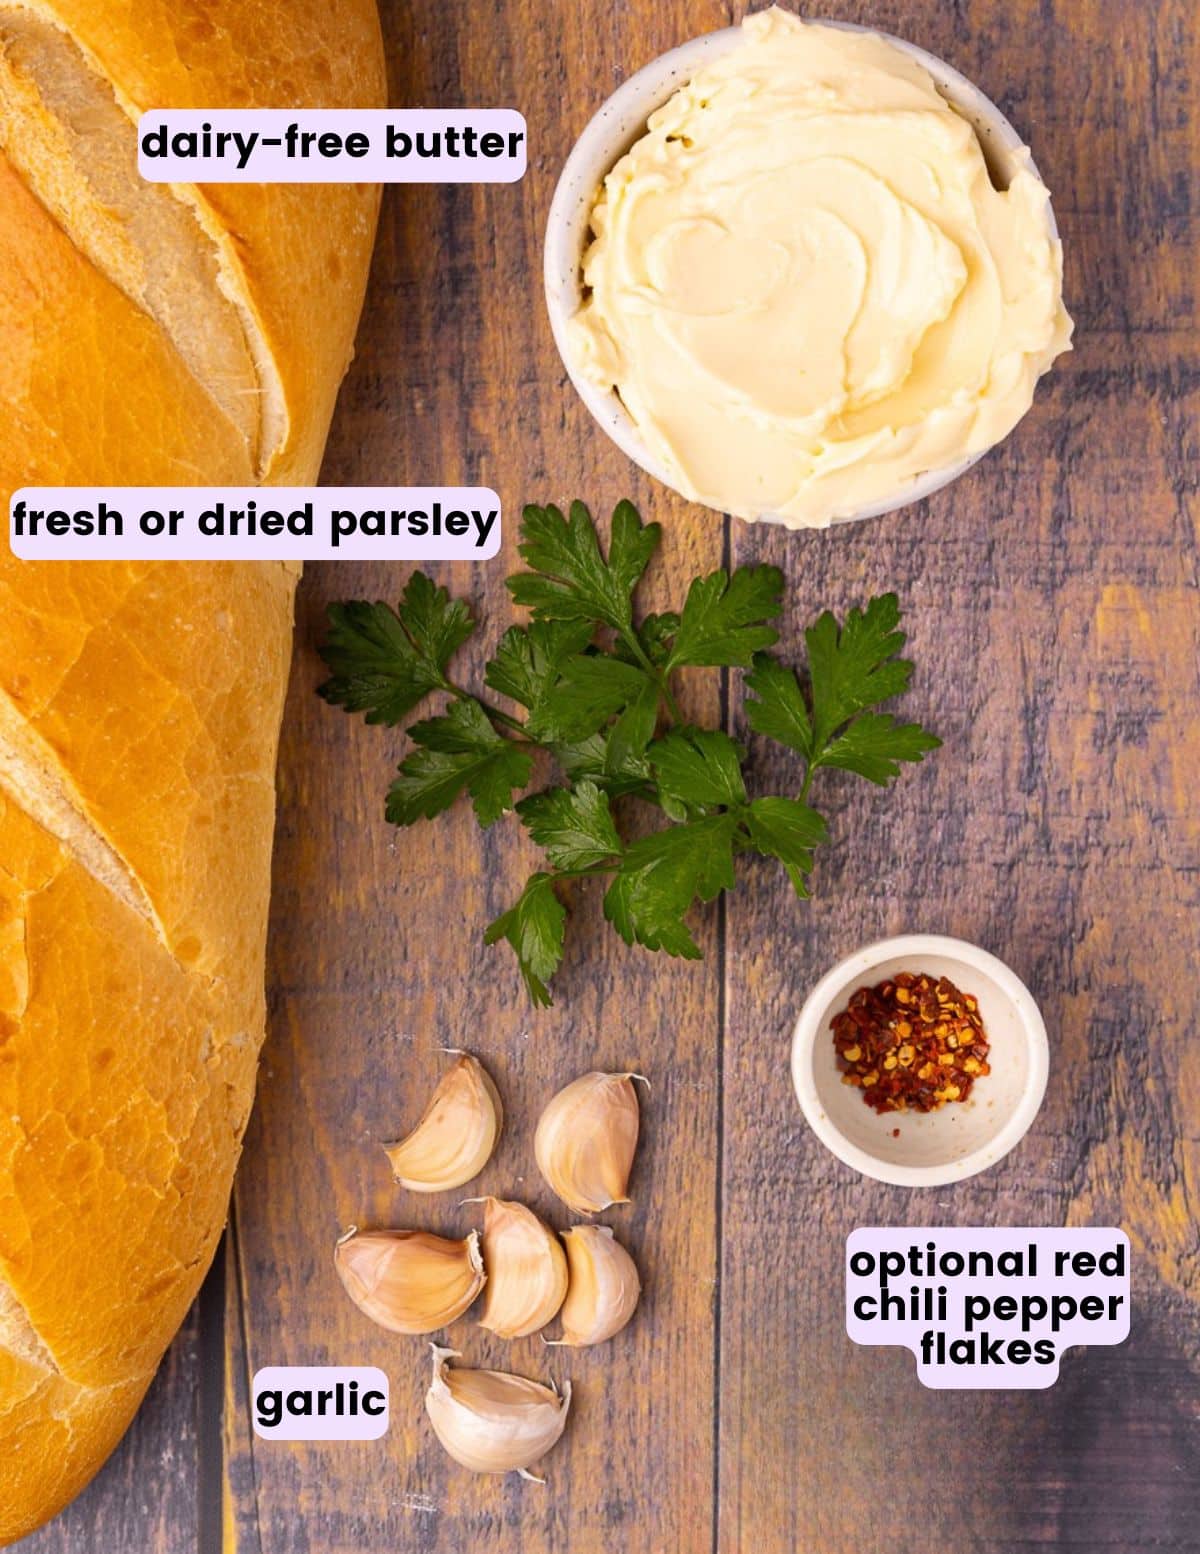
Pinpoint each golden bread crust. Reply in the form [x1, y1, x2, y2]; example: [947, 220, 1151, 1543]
[0, 2, 386, 1540]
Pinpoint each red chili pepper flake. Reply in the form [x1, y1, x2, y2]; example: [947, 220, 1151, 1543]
[830, 970, 991, 1114]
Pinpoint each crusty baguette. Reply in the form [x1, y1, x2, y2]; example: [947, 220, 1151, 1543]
[0, 1, 385, 1539]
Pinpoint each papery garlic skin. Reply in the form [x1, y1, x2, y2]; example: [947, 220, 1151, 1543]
[557, 1225, 641, 1346]
[424, 1346, 571, 1479]
[334, 1228, 485, 1334]
[534, 1071, 641, 1215]
[476, 1198, 569, 1340]
[385, 1052, 503, 1192]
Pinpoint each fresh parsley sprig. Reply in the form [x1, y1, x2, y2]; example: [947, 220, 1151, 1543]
[318, 500, 940, 1006]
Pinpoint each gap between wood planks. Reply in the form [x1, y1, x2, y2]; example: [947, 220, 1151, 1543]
[197, 1206, 266, 1554]
[712, 508, 732, 1554]
[196, 1233, 227, 1554]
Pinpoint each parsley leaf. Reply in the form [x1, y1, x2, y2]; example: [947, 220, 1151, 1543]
[553, 732, 652, 797]
[649, 728, 746, 810]
[405, 698, 505, 755]
[604, 675, 660, 776]
[400, 571, 477, 669]
[508, 500, 660, 632]
[527, 653, 654, 742]
[389, 699, 532, 827]
[384, 748, 479, 825]
[517, 780, 623, 871]
[485, 619, 594, 710]
[815, 713, 941, 785]
[743, 654, 814, 758]
[741, 796, 829, 897]
[665, 565, 783, 669]
[484, 873, 566, 1007]
[603, 814, 739, 958]
[317, 573, 474, 724]
[805, 592, 912, 748]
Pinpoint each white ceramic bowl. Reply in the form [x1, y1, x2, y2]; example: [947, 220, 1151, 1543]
[544, 19, 1060, 526]
[790, 934, 1049, 1186]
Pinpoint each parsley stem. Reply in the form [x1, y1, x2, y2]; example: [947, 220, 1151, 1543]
[619, 627, 684, 724]
[658, 678, 684, 724]
[487, 707, 532, 738]
[553, 862, 619, 881]
[441, 677, 534, 742]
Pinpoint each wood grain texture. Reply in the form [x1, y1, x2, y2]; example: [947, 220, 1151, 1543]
[717, 4, 1200, 1550]
[218, 6, 727, 1550]
[13, 1, 1198, 1550]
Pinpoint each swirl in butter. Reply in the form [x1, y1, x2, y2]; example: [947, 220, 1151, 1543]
[569, 9, 1073, 526]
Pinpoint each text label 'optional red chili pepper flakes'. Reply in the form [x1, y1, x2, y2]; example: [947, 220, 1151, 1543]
[831, 972, 991, 1115]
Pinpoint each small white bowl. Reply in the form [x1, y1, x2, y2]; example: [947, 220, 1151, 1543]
[544, 18, 1059, 527]
[790, 934, 1049, 1186]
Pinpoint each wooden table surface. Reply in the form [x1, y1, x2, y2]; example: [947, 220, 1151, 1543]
[19, 1, 1200, 1550]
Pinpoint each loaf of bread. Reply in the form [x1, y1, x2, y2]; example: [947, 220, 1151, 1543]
[0, 2, 385, 1539]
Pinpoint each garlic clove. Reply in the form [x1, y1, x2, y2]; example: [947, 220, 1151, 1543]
[424, 1345, 571, 1480]
[555, 1225, 641, 1346]
[384, 1052, 503, 1193]
[534, 1070, 642, 1215]
[474, 1197, 569, 1340]
[334, 1227, 485, 1334]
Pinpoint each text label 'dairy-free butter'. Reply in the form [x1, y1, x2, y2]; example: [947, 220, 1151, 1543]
[569, 8, 1073, 526]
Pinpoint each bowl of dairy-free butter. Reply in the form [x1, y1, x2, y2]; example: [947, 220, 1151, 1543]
[545, 8, 1073, 529]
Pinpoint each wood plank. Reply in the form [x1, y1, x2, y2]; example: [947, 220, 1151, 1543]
[219, 4, 729, 1551]
[718, 1, 1200, 1547]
